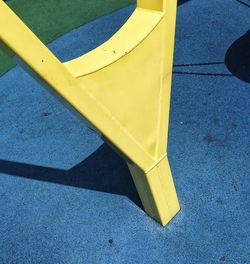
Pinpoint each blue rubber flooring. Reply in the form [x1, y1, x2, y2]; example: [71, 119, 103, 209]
[0, 1, 249, 263]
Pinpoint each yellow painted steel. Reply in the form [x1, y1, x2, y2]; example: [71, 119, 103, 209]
[0, 0, 180, 226]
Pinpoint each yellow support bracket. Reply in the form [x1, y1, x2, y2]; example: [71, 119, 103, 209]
[0, 0, 180, 226]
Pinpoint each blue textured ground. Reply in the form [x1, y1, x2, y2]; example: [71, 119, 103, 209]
[0, 1, 249, 263]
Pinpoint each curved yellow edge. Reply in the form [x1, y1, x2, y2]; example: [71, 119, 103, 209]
[0, 0, 180, 226]
[64, 8, 164, 77]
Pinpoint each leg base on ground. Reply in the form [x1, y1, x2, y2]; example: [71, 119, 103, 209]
[127, 156, 180, 226]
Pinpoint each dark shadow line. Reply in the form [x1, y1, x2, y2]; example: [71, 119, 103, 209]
[174, 62, 224, 67]
[235, 0, 250, 8]
[173, 71, 233, 77]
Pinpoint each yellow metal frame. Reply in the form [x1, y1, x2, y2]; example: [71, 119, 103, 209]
[0, 0, 180, 226]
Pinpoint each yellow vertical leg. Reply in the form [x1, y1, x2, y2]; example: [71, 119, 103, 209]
[127, 156, 180, 226]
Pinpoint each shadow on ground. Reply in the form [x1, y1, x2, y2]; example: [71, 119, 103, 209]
[225, 29, 250, 83]
[0, 143, 142, 208]
[178, 0, 191, 6]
